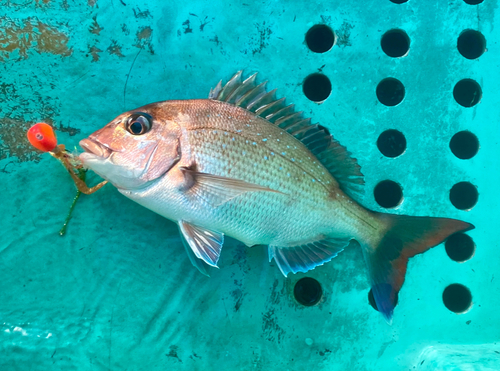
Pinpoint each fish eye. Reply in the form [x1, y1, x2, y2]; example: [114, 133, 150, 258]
[126, 112, 152, 135]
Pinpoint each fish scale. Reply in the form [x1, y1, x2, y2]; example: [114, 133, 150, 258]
[185, 100, 336, 194]
[179, 101, 344, 245]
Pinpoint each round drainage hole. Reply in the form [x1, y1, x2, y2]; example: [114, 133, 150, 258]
[376, 78, 405, 106]
[306, 25, 335, 53]
[377, 129, 406, 158]
[453, 79, 482, 107]
[294, 277, 323, 306]
[303, 73, 332, 103]
[368, 287, 399, 311]
[450, 182, 478, 210]
[381, 29, 410, 58]
[450, 131, 479, 160]
[443, 283, 472, 313]
[445, 233, 475, 262]
[463, 0, 483, 4]
[374, 180, 403, 208]
[457, 30, 486, 59]
[390, 0, 408, 3]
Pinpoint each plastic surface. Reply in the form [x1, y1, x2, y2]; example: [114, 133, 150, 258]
[0, 1, 498, 370]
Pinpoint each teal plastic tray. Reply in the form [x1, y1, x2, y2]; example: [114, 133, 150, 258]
[0, 1, 498, 370]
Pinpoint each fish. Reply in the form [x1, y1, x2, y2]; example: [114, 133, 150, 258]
[79, 71, 474, 322]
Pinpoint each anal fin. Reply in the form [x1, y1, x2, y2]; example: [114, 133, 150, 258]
[268, 237, 351, 276]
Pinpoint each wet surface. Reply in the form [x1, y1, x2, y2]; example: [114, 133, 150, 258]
[0, 0, 497, 370]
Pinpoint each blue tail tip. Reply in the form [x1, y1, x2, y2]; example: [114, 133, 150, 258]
[370, 283, 398, 323]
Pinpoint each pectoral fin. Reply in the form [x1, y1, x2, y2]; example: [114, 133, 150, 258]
[268, 237, 352, 276]
[181, 167, 284, 207]
[178, 220, 224, 269]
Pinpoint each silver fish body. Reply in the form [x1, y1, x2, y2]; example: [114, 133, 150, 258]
[118, 99, 377, 248]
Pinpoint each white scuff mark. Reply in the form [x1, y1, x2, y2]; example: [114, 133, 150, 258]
[136, 140, 154, 149]
[13, 327, 28, 336]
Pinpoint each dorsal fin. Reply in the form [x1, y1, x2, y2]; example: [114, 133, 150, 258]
[209, 71, 365, 200]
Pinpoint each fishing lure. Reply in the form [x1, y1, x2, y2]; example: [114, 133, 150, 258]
[27, 123, 107, 234]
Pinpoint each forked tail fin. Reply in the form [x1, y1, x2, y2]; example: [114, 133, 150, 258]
[361, 213, 474, 323]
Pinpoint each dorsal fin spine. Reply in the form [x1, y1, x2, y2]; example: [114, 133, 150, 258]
[248, 89, 277, 111]
[275, 112, 303, 127]
[266, 104, 295, 123]
[209, 80, 223, 99]
[216, 71, 243, 101]
[235, 81, 267, 107]
[226, 73, 258, 103]
[283, 119, 311, 133]
[255, 98, 286, 116]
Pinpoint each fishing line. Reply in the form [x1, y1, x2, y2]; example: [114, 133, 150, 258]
[123, 44, 143, 110]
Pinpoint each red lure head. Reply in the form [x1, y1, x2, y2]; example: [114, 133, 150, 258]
[27, 123, 58, 152]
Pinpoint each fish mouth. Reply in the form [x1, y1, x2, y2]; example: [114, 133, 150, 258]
[79, 138, 112, 159]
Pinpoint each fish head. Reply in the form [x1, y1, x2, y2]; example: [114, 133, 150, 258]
[79, 102, 181, 190]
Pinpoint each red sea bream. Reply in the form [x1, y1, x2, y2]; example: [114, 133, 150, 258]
[79, 71, 474, 321]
